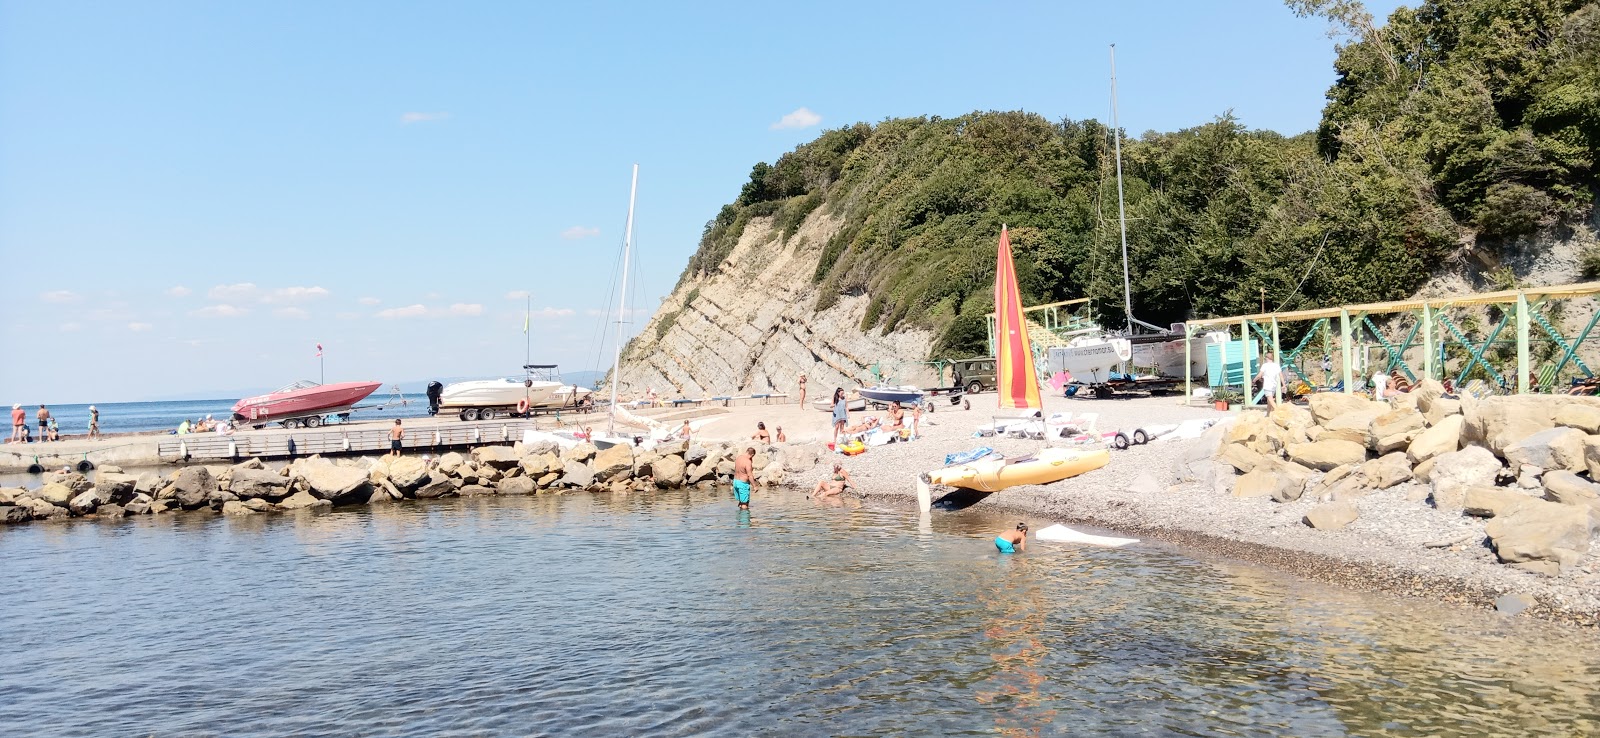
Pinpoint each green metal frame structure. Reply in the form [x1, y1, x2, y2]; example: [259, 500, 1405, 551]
[985, 298, 1097, 356]
[1183, 281, 1600, 407]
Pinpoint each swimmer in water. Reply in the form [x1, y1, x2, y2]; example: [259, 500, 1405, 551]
[995, 522, 1028, 554]
[733, 446, 754, 510]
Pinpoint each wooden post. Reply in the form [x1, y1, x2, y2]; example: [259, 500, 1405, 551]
[1241, 318, 1252, 407]
[1516, 292, 1531, 393]
[1340, 309, 1353, 394]
[1218, 325, 1229, 400]
[1271, 316, 1281, 381]
[1184, 322, 1194, 401]
[1422, 304, 1434, 381]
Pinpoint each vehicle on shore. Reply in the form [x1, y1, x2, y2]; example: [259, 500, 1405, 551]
[950, 358, 996, 394]
[433, 365, 593, 421]
[233, 380, 383, 429]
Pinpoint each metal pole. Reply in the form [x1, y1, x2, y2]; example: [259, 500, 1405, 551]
[609, 163, 639, 436]
[1240, 318, 1252, 407]
[320, 353, 324, 385]
[1184, 322, 1193, 401]
[1422, 304, 1434, 381]
[1516, 292, 1530, 393]
[1110, 44, 1134, 333]
[1340, 309, 1353, 394]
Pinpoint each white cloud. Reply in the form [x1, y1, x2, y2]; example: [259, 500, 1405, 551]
[128, 322, 153, 332]
[266, 286, 329, 303]
[191, 304, 248, 318]
[208, 283, 259, 301]
[165, 286, 192, 298]
[273, 307, 310, 319]
[376, 304, 429, 319]
[446, 303, 484, 316]
[505, 290, 530, 300]
[770, 107, 822, 130]
[42, 290, 79, 303]
[533, 307, 575, 318]
[358, 296, 381, 306]
[401, 112, 450, 124]
[560, 226, 601, 240]
[59, 322, 82, 332]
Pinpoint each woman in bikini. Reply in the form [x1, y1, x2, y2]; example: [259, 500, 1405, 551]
[811, 462, 850, 498]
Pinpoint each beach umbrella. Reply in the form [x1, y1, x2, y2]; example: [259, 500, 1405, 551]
[994, 225, 1042, 409]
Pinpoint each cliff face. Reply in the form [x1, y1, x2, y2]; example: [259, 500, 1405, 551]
[615, 210, 940, 400]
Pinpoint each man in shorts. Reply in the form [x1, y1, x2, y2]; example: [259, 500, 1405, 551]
[995, 522, 1028, 554]
[732, 447, 754, 510]
[36, 405, 51, 442]
[1253, 352, 1283, 410]
[389, 419, 404, 457]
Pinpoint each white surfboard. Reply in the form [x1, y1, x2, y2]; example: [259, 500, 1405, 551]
[1035, 523, 1139, 548]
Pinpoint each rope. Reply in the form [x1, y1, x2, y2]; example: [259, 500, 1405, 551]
[1272, 231, 1331, 314]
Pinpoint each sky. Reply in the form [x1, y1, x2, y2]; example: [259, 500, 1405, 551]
[0, 0, 1404, 403]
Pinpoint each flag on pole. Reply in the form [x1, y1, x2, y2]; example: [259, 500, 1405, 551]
[315, 343, 323, 357]
[994, 225, 1042, 409]
[523, 310, 529, 334]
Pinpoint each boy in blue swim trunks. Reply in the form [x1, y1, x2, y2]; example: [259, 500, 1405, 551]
[733, 446, 755, 509]
[995, 522, 1028, 553]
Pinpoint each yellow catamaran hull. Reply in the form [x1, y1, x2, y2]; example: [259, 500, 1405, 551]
[926, 447, 1109, 492]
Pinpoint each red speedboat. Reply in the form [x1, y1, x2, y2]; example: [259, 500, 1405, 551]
[232, 380, 382, 427]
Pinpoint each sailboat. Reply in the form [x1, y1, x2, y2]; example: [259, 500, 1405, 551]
[588, 164, 660, 451]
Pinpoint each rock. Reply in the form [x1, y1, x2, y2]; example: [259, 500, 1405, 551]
[632, 450, 663, 478]
[1464, 486, 1535, 518]
[1364, 453, 1413, 490]
[243, 498, 273, 512]
[17, 497, 63, 520]
[716, 459, 735, 478]
[1484, 499, 1596, 573]
[414, 478, 456, 499]
[96, 504, 126, 518]
[379, 479, 402, 500]
[478, 466, 505, 484]
[37, 482, 74, 506]
[1554, 404, 1600, 434]
[1368, 409, 1425, 451]
[1427, 446, 1503, 513]
[1217, 443, 1267, 474]
[385, 456, 430, 490]
[752, 453, 772, 472]
[1269, 404, 1315, 432]
[536, 472, 559, 488]
[134, 473, 161, 496]
[1517, 465, 1544, 489]
[1464, 395, 1600, 456]
[758, 462, 786, 486]
[1286, 439, 1367, 471]
[520, 452, 560, 478]
[1322, 471, 1375, 502]
[470, 445, 521, 470]
[277, 491, 331, 510]
[93, 474, 139, 505]
[1406, 415, 1464, 466]
[685, 462, 715, 485]
[653, 454, 687, 488]
[3, 505, 31, 524]
[1589, 435, 1600, 480]
[437, 452, 466, 475]
[685, 445, 709, 465]
[48, 471, 92, 495]
[1308, 393, 1382, 425]
[1541, 470, 1600, 511]
[499, 477, 536, 496]
[1234, 467, 1292, 499]
[591, 444, 636, 481]
[458, 484, 495, 496]
[302, 462, 371, 501]
[1413, 378, 1445, 411]
[1495, 593, 1536, 616]
[560, 461, 595, 489]
[1224, 411, 1271, 445]
[1325, 406, 1386, 438]
[68, 488, 109, 515]
[124, 501, 151, 515]
[1504, 427, 1588, 472]
[1423, 397, 1463, 427]
[1322, 464, 1357, 487]
[523, 439, 559, 458]
[231, 457, 264, 471]
[0, 487, 21, 505]
[562, 442, 599, 464]
[1413, 456, 1440, 483]
[171, 467, 216, 509]
[148, 499, 173, 514]
[229, 468, 289, 499]
[782, 446, 821, 472]
[1304, 501, 1358, 530]
[221, 500, 256, 516]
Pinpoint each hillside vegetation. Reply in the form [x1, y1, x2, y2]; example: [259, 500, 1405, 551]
[676, 0, 1599, 358]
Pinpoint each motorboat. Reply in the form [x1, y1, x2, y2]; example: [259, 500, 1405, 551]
[436, 365, 592, 420]
[857, 385, 924, 406]
[1047, 336, 1133, 383]
[813, 396, 867, 413]
[232, 380, 382, 426]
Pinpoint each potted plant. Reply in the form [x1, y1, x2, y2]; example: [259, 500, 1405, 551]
[1209, 389, 1243, 411]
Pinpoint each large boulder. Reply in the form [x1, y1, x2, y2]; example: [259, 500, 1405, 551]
[1463, 395, 1600, 456]
[1233, 468, 1287, 499]
[93, 474, 139, 505]
[36, 482, 74, 506]
[1423, 397, 1463, 427]
[277, 491, 331, 511]
[1589, 435, 1600, 480]
[1224, 412, 1282, 455]
[1484, 500, 1596, 575]
[458, 484, 495, 497]
[1554, 404, 1600, 435]
[229, 468, 289, 500]
[685, 462, 715, 485]
[782, 446, 822, 473]
[471, 445, 521, 470]
[1427, 446, 1503, 512]
[1309, 393, 1383, 425]
[68, 487, 109, 515]
[220, 500, 257, 516]
[172, 467, 216, 509]
[437, 452, 466, 476]
[1364, 452, 1413, 490]
[302, 462, 371, 501]
[48, 471, 93, 495]
[1286, 439, 1368, 471]
[520, 452, 561, 478]
[18, 497, 66, 520]
[653, 454, 687, 488]
[414, 477, 456, 499]
[591, 444, 635, 482]
[0, 487, 21, 505]
[385, 456, 430, 490]
[1218, 444, 1268, 474]
[1269, 404, 1315, 432]
[498, 477, 536, 496]
[1464, 486, 1536, 518]
[3, 505, 30, 524]
[1368, 409, 1425, 453]
[1541, 470, 1600, 512]
[560, 461, 595, 489]
[562, 442, 599, 464]
[1406, 415, 1464, 466]
[1504, 427, 1589, 473]
[1304, 501, 1358, 530]
[1413, 378, 1446, 414]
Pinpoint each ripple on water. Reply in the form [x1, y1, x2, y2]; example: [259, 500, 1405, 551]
[2, 489, 1598, 737]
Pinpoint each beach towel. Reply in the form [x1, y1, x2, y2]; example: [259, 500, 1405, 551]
[944, 447, 997, 466]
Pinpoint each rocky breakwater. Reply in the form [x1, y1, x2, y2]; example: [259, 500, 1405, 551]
[1184, 380, 1600, 579]
[0, 441, 828, 524]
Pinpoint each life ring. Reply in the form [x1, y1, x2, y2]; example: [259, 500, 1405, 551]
[516, 398, 530, 414]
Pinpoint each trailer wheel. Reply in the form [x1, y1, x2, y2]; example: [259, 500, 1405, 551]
[1132, 429, 1148, 445]
[282, 419, 301, 429]
[462, 408, 480, 421]
[1113, 432, 1131, 450]
[481, 409, 496, 421]
[305, 416, 323, 428]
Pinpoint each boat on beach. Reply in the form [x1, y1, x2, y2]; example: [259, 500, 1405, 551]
[436, 365, 593, 420]
[923, 446, 1110, 493]
[233, 380, 382, 428]
[812, 396, 866, 413]
[857, 385, 923, 406]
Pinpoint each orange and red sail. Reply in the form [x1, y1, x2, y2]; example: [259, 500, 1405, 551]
[994, 225, 1042, 409]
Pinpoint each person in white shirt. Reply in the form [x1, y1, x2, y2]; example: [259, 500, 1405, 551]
[1255, 352, 1284, 409]
[1371, 368, 1390, 400]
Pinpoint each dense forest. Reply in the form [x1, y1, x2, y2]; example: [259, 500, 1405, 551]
[676, 0, 1599, 357]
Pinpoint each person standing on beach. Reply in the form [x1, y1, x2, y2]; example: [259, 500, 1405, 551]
[389, 419, 405, 457]
[831, 388, 848, 449]
[733, 447, 754, 510]
[995, 522, 1028, 554]
[1253, 353, 1283, 410]
[36, 405, 51, 442]
[680, 419, 692, 443]
[87, 405, 100, 440]
[797, 373, 807, 406]
[9, 403, 24, 443]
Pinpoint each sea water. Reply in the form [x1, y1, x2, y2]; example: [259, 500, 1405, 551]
[4, 395, 431, 438]
[2, 487, 1596, 736]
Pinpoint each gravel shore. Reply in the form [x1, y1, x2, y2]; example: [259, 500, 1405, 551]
[687, 390, 1599, 627]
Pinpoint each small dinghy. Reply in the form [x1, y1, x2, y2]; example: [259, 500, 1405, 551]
[1034, 523, 1139, 548]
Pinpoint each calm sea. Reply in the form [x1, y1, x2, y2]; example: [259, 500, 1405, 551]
[8, 394, 431, 437]
[2, 488, 1595, 736]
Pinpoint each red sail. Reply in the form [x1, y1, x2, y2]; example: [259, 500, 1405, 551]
[994, 226, 1042, 409]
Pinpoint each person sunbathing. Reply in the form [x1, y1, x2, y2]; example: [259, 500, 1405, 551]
[842, 417, 881, 435]
[886, 402, 905, 430]
[810, 463, 850, 498]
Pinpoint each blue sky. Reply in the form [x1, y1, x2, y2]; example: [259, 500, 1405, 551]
[0, 0, 1402, 403]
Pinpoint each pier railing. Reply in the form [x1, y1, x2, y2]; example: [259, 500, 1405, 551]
[157, 420, 546, 463]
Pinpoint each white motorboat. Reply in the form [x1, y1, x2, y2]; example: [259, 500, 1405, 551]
[436, 365, 592, 420]
[1048, 336, 1133, 383]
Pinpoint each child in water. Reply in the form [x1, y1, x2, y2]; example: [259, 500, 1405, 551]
[995, 522, 1028, 554]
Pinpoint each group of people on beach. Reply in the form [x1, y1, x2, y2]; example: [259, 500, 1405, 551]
[176, 415, 232, 435]
[8, 403, 94, 444]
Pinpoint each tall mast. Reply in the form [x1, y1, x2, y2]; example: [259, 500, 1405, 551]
[1110, 44, 1134, 334]
[608, 163, 639, 435]
[524, 293, 531, 368]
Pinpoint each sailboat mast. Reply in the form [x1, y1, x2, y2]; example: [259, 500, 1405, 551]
[525, 293, 531, 367]
[608, 163, 639, 436]
[1110, 44, 1134, 334]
